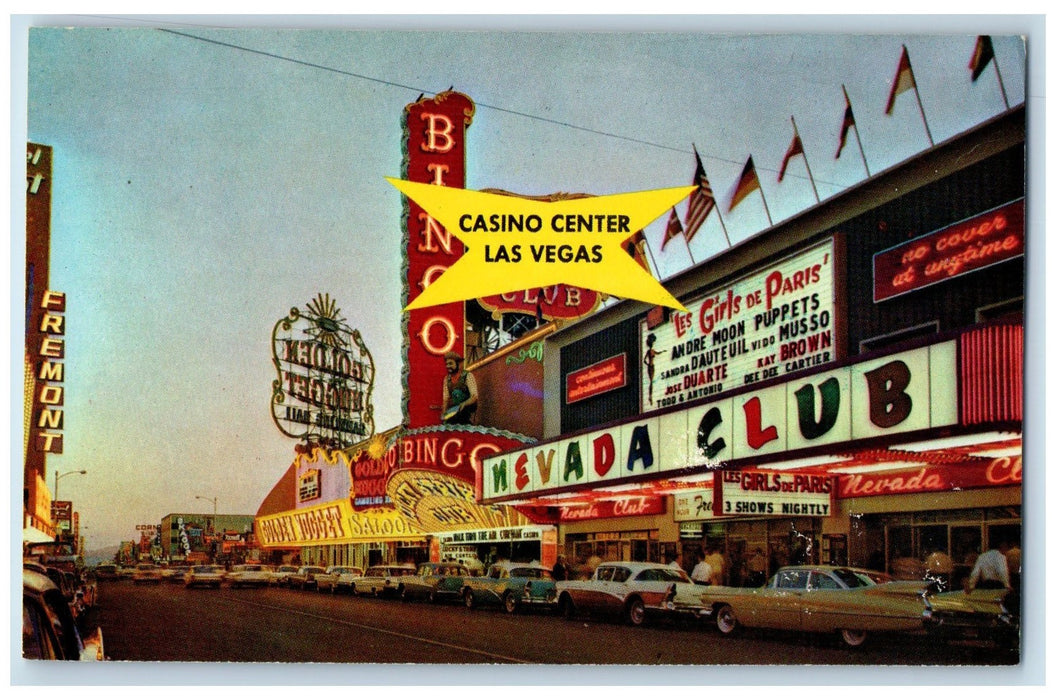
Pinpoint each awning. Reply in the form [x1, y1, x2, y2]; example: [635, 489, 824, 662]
[22, 526, 54, 544]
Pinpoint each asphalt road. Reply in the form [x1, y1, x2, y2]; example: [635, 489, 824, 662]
[88, 579, 1019, 668]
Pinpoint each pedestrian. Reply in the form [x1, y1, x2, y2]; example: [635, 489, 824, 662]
[747, 547, 767, 587]
[704, 546, 725, 586]
[690, 557, 713, 585]
[552, 555, 568, 581]
[965, 542, 1011, 593]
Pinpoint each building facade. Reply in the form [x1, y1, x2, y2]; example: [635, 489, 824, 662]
[482, 105, 1025, 588]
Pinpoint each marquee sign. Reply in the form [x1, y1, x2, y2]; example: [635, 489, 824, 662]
[873, 199, 1025, 302]
[713, 468, 835, 517]
[271, 293, 375, 449]
[403, 91, 474, 428]
[640, 240, 836, 412]
[557, 495, 664, 522]
[483, 340, 957, 502]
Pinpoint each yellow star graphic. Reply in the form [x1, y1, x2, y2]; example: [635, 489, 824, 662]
[389, 178, 692, 312]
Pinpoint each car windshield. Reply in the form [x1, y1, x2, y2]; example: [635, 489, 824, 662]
[829, 568, 869, 589]
[192, 566, 218, 573]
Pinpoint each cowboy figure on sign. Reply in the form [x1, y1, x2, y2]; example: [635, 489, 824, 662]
[441, 351, 478, 425]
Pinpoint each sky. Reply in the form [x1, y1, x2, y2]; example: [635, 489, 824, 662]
[11, 15, 1033, 554]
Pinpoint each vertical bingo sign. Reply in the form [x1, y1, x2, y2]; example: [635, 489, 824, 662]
[403, 91, 476, 429]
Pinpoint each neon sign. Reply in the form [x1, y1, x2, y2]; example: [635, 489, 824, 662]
[271, 293, 375, 448]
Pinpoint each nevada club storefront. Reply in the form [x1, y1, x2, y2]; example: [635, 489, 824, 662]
[481, 105, 1024, 588]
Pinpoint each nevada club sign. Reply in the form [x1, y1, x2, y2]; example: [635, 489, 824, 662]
[483, 340, 957, 502]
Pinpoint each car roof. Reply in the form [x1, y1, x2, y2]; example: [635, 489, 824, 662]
[595, 561, 678, 572]
[23, 568, 59, 595]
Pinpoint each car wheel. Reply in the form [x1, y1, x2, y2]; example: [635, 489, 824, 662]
[559, 594, 576, 620]
[626, 597, 646, 626]
[715, 604, 738, 635]
[503, 592, 518, 614]
[349, 585, 357, 596]
[839, 629, 868, 648]
[463, 589, 475, 610]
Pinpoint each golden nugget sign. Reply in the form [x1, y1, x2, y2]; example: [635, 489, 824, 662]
[484, 340, 957, 502]
[256, 500, 422, 547]
[271, 293, 375, 449]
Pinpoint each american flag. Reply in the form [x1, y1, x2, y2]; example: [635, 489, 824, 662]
[684, 148, 715, 242]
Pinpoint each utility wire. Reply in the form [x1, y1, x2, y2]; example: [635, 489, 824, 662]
[156, 27, 788, 175]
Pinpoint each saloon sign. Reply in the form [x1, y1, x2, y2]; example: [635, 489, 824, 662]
[641, 240, 836, 412]
[271, 293, 375, 449]
[483, 340, 956, 502]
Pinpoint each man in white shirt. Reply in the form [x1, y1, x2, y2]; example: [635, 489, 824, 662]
[966, 542, 1011, 592]
[690, 558, 713, 585]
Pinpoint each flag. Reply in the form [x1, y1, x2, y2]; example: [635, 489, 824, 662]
[777, 128, 804, 182]
[660, 208, 684, 251]
[728, 156, 760, 212]
[623, 229, 650, 272]
[836, 90, 856, 159]
[885, 45, 917, 115]
[684, 149, 715, 242]
[970, 35, 995, 82]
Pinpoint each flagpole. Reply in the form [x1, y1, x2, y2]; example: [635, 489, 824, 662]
[792, 116, 820, 203]
[682, 234, 696, 265]
[904, 45, 935, 146]
[642, 231, 662, 280]
[714, 206, 732, 247]
[843, 85, 872, 178]
[757, 179, 774, 228]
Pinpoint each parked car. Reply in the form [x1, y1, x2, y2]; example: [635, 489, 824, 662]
[22, 567, 105, 661]
[347, 564, 416, 597]
[396, 562, 471, 603]
[696, 565, 1017, 648]
[225, 564, 273, 589]
[314, 566, 364, 593]
[555, 561, 711, 625]
[461, 561, 558, 614]
[287, 565, 328, 590]
[161, 564, 191, 583]
[93, 563, 120, 581]
[132, 563, 164, 585]
[269, 565, 300, 587]
[184, 565, 225, 589]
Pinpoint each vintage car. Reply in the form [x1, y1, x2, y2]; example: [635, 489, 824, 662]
[93, 563, 120, 581]
[23, 567, 105, 661]
[555, 561, 711, 625]
[161, 563, 191, 583]
[314, 566, 364, 593]
[396, 562, 471, 603]
[184, 564, 225, 589]
[269, 564, 300, 587]
[347, 564, 417, 597]
[132, 562, 164, 585]
[225, 564, 273, 589]
[287, 565, 328, 590]
[697, 565, 1016, 648]
[461, 561, 557, 613]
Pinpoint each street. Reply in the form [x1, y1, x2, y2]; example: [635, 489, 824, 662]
[87, 580, 1019, 667]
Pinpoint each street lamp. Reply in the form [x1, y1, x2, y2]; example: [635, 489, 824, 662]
[54, 469, 86, 502]
[195, 495, 218, 516]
